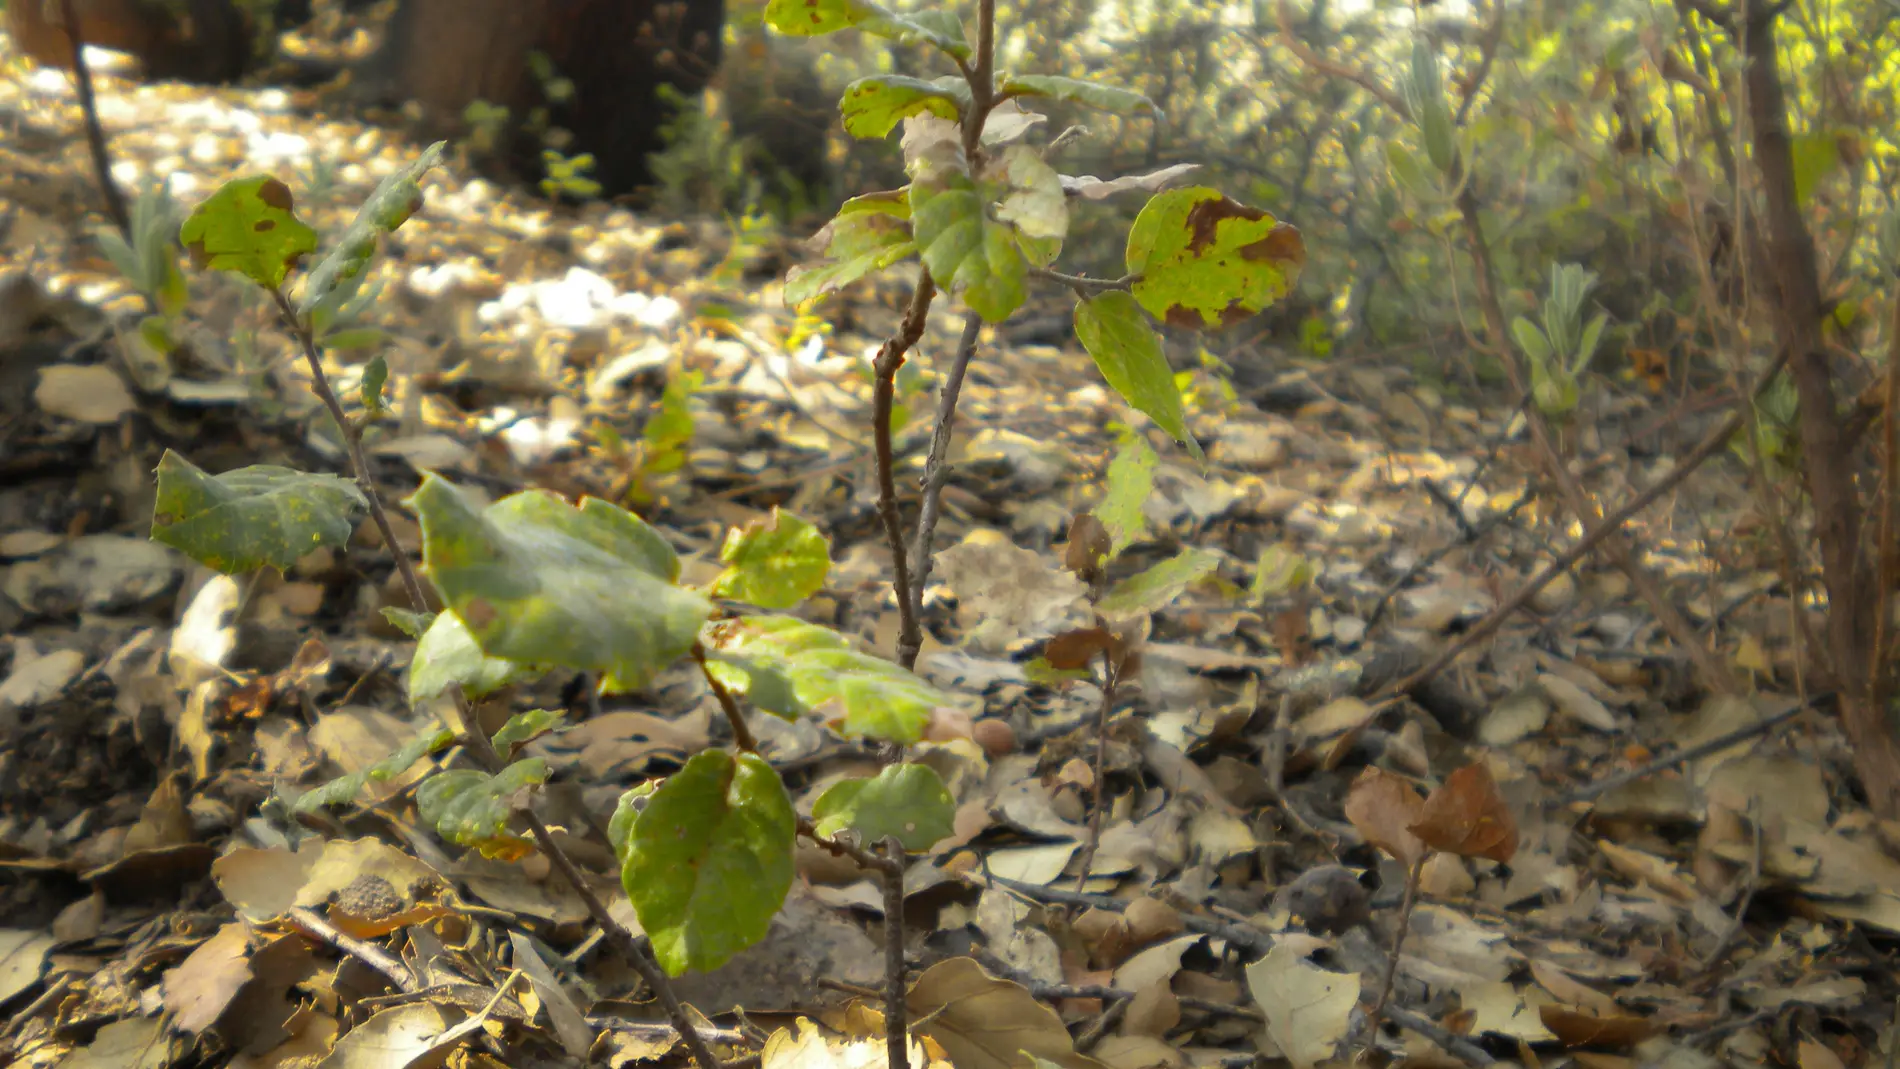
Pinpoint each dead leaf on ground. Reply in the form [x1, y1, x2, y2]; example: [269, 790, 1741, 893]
[1411, 761, 1518, 863]
[162, 921, 254, 1033]
[1344, 767, 1427, 866]
[1244, 943, 1359, 1069]
[905, 957, 1105, 1069]
[0, 928, 56, 1003]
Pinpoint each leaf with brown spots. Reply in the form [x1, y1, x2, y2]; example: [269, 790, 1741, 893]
[178, 176, 317, 290]
[1409, 761, 1518, 863]
[1125, 186, 1304, 331]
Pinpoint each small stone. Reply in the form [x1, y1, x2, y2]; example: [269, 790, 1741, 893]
[35, 364, 135, 424]
[1212, 422, 1287, 470]
[1272, 864, 1370, 934]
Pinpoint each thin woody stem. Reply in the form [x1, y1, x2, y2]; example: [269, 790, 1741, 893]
[270, 291, 725, 1069]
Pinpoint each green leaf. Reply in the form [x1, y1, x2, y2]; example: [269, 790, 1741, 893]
[911, 155, 1028, 323]
[179, 176, 318, 290]
[417, 760, 547, 858]
[361, 354, 389, 413]
[840, 75, 963, 139]
[811, 762, 956, 851]
[1249, 544, 1314, 601]
[607, 782, 657, 864]
[622, 751, 794, 975]
[407, 475, 708, 691]
[409, 610, 546, 703]
[1098, 547, 1221, 619]
[1100, 434, 1157, 554]
[1791, 133, 1841, 208]
[292, 720, 455, 815]
[1511, 316, 1553, 366]
[764, 0, 968, 57]
[1407, 38, 1456, 173]
[784, 191, 917, 307]
[323, 327, 387, 352]
[151, 450, 368, 574]
[703, 615, 948, 743]
[381, 607, 437, 640]
[1126, 187, 1305, 332]
[1384, 141, 1441, 202]
[298, 141, 447, 317]
[710, 508, 832, 610]
[1074, 292, 1201, 459]
[492, 708, 563, 752]
[1000, 75, 1156, 117]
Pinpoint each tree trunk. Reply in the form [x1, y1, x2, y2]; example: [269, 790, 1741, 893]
[360, 0, 725, 195]
[1735, 0, 1900, 816]
[5, 0, 251, 82]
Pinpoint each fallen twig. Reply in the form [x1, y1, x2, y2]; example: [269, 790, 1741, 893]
[1550, 695, 1819, 805]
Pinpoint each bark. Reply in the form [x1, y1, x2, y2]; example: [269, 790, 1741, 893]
[1734, 0, 1900, 815]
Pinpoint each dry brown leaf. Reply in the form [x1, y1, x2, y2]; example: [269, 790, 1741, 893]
[1537, 1004, 1657, 1049]
[1410, 762, 1518, 863]
[1344, 767, 1427, 866]
[906, 957, 1105, 1069]
[163, 921, 254, 1034]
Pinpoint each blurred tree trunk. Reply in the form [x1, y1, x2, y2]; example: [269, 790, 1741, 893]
[4, 0, 251, 81]
[362, 0, 725, 194]
[1735, 0, 1900, 817]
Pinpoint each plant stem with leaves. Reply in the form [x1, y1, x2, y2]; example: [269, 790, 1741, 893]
[267, 288, 726, 1069]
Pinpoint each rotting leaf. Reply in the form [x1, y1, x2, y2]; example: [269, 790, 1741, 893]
[1125, 186, 1304, 331]
[1064, 513, 1111, 585]
[905, 957, 1101, 1069]
[1344, 767, 1428, 868]
[151, 450, 367, 575]
[1410, 761, 1519, 863]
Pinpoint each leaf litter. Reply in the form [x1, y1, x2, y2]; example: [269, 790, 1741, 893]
[0, 23, 1897, 1069]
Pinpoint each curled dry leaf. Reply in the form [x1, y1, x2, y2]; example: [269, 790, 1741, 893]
[1344, 767, 1427, 867]
[1536, 1004, 1657, 1049]
[1410, 761, 1518, 864]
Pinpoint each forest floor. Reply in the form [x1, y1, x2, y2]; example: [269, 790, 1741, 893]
[1, 33, 1898, 1069]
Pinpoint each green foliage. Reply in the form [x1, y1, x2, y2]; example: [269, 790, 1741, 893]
[418, 760, 548, 859]
[540, 149, 603, 201]
[841, 75, 966, 138]
[999, 75, 1156, 116]
[1126, 186, 1305, 331]
[704, 615, 949, 742]
[407, 475, 710, 692]
[621, 751, 795, 975]
[408, 610, 546, 704]
[299, 141, 446, 318]
[811, 762, 956, 850]
[710, 508, 833, 610]
[627, 369, 702, 506]
[150, 450, 367, 574]
[1099, 433, 1158, 555]
[1097, 547, 1222, 620]
[178, 176, 317, 290]
[1513, 263, 1610, 419]
[97, 182, 189, 342]
[1074, 292, 1200, 459]
[786, 192, 918, 306]
[1250, 545, 1315, 602]
[291, 721, 455, 815]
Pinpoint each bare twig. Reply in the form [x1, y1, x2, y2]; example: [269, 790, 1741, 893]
[1551, 695, 1817, 805]
[1072, 654, 1124, 892]
[1032, 267, 1136, 295]
[55, 0, 130, 238]
[1698, 800, 1762, 972]
[907, 312, 982, 640]
[287, 906, 416, 991]
[873, 271, 939, 668]
[1365, 855, 1425, 1044]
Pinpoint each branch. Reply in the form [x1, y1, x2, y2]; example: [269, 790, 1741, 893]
[267, 291, 727, 1069]
[56, 0, 129, 238]
[1273, 0, 1409, 119]
[903, 312, 982, 667]
[1031, 267, 1135, 296]
[872, 271, 939, 670]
